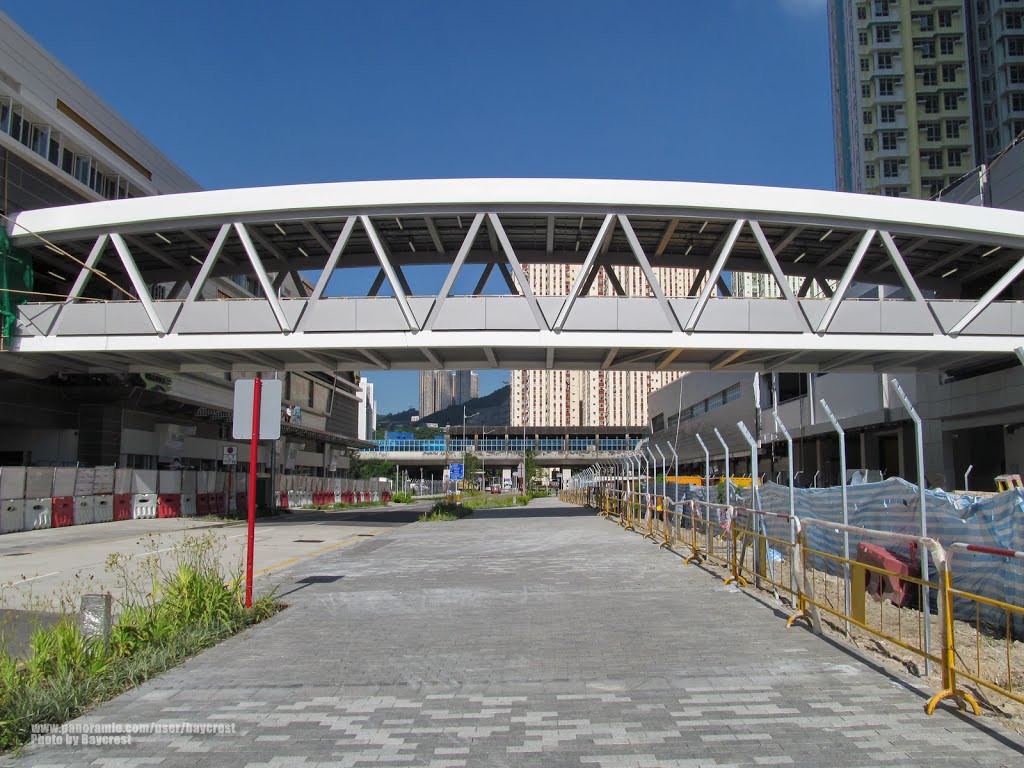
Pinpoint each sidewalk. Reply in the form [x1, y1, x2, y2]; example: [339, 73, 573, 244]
[5, 497, 1023, 767]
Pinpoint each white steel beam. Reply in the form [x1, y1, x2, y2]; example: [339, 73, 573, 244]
[483, 347, 498, 367]
[655, 218, 679, 257]
[948, 251, 1024, 336]
[601, 347, 619, 369]
[711, 349, 747, 370]
[360, 348, 390, 368]
[233, 223, 292, 333]
[424, 216, 445, 254]
[657, 348, 683, 370]
[422, 348, 443, 367]
[685, 219, 745, 332]
[546, 347, 555, 369]
[815, 229, 876, 335]
[360, 215, 419, 331]
[749, 220, 807, 329]
[302, 221, 334, 253]
[879, 230, 927, 303]
[423, 213, 484, 331]
[472, 263, 495, 295]
[618, 215, 679, 330]
[367, 269, 386, 297]
[553, 214, 614, 332]
[50, 234, 109, 335]
[109, 234, 167, 336]
[488, 213, 548, 330]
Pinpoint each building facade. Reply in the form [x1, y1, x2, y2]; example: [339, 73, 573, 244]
[510, 263, 698, 428]
[357, 379, 377, 441]
[0, 12, 363, 476]
[829, 0, 977, 199]
[419, 369, 479, 419]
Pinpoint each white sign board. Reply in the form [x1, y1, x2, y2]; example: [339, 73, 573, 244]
[223, 446, 238, 465]
[232, 379, 283, 440]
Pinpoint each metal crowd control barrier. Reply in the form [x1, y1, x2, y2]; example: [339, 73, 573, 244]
[799, 518, 946, 680]
[565, 472, 1016, 717]
[927, 542, 1023, 715]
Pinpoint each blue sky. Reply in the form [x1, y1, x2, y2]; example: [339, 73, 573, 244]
[7, 0, 833, 413]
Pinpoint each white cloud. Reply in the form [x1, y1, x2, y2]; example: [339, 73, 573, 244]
[778, 0, 827, 15]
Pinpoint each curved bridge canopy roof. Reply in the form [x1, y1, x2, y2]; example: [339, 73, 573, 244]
[6, 178, 1024, 376]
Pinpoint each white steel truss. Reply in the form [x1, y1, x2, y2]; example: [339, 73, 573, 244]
[5, 178, 1024, 376]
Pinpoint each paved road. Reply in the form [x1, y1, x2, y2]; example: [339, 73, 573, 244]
[0, 504, 427, 654]
[5, 497, 1023, 767]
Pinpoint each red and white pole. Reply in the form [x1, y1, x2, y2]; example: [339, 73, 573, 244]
[245, 376, 262, 608]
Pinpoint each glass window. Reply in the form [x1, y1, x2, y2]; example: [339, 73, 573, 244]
[945, 120, 961, 138]
[922, 94, 940, 113]
[919, 40, 936, 58]
[863, 110, 873, 125]
[878, 78, 895, 96]
[881, 131, 899, 150]
[73, 154, 91, 186]
[864, 136, 875, 151]
[923, 122, 941, 141]
[940, 36, 957, 56]
[920, 67, 938, 86]
[1013, 93, 1024, 112]
[1010, 65, 1024, 84]
[943, 91, 961, 110]
[947, 148, 963, 166]
[883, 159, 901, 177]
[0, 98, 10, 135]
[861, 83, 872, 98]
[942, 63, 958, 83]
[938, 9, 953, 28]
[1008, 38, 1024, 56]
[880, 105, 896, 122]
[876, 26, 892, 43]
[877, 52, 893, 68]
[866, 163, 876, 180]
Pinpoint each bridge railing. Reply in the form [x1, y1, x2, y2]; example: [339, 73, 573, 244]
[562, 480, 1024, 718]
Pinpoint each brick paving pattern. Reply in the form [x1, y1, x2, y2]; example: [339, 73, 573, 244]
[5, 497, 1023, 767]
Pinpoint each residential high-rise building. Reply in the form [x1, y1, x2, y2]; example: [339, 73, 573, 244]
[968, 2, 1024, 159]
[418, 369, 478, 418]
[510, 263, 697, 427]
[829, 0, 976, 199]
[357, 379, 376, 441]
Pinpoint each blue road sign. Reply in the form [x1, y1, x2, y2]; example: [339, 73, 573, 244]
[449, 463, 464, 481]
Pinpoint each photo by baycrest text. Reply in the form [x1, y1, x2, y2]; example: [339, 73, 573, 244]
[30, 722, 237, 743]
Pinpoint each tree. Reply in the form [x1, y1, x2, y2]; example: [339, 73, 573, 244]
[524, 449, 543, 490]
[463, 451, 481, 487]
[349, 455, 396, 480]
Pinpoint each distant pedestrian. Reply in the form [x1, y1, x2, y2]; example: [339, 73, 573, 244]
[285, 405, 293, 423]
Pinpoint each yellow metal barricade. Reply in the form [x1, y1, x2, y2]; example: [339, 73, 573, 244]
[798, 518, 948, 680]
[732, 506, 805, 613]
[927, 542, 1023, 715]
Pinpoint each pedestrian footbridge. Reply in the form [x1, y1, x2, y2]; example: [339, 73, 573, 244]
[5, 178, 1024, 375]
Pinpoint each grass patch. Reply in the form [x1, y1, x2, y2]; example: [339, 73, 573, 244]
[0, 533, 281, 752]
[419, 501, 474, 521]
[311, 500, 387, 511]
[418, 490, 550, 519]
[390, 492, 414, 504]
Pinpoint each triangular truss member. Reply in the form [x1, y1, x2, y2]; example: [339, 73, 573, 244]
[50, 232, 168, 336]
[684, 219, 745, 332]
[814, 228, 933, 335]
[422, 213, 547, 332]
[361, 216, 421, 332]
[295, 217, 357, 331]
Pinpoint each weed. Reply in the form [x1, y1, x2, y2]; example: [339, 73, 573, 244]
[0, 531, 281, 752]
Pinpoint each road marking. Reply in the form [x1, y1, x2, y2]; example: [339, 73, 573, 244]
[3, 571, 59, 588]
[251, 529, 386, 577]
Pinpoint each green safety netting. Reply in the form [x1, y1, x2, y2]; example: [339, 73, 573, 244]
[0, 227, 34, 346]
